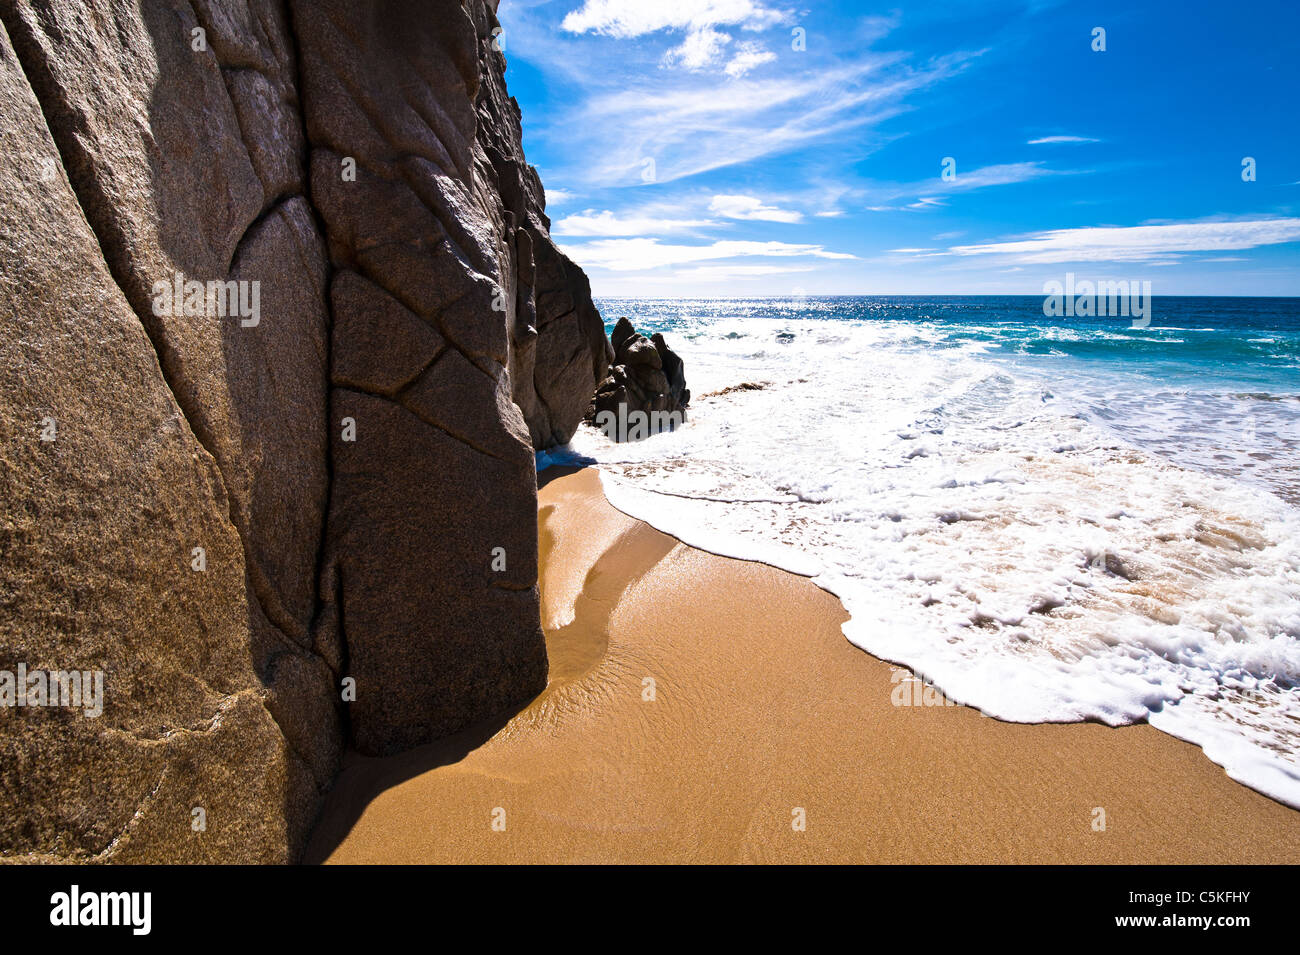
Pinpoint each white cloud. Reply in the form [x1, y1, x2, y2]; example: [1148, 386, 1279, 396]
[814, 210, 845, 218]
[561, 0, 791, 38]
[709, 193, 802, 222]
[674, 264, 815, 278]
[663, 27, 731, 70]
[544, 188, 576, 205]
[564, 0, 791, 75]
[1027, 135, 1100, 145]
[946, 218, 1300, 264]
[552, 208, 714, 236]
[558, 237, 855, 271]
[724, 41, 776, 77]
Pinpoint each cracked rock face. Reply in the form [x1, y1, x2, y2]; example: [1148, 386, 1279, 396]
[0, 0, 604, 862]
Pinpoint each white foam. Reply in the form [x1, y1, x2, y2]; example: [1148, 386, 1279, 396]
[546, 314, 1300, 808]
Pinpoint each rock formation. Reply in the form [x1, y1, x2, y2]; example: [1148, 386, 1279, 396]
[0, 0, 606, 862]
[587, 318, 690, 439]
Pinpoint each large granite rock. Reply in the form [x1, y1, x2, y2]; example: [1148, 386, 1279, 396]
[0, 6, 324, 863]
[0, 0, 605, 861]
[290, 0, 561, 755]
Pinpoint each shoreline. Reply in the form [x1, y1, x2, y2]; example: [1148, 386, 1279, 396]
[306, 465, 1300, 864]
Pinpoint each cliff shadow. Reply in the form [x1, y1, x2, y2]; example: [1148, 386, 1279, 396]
[300, 698, 531, 864]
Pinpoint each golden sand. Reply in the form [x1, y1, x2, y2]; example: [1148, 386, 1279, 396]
[306, 466, 1300, 863]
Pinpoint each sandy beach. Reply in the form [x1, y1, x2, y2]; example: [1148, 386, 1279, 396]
[306, 466, 1300, 864]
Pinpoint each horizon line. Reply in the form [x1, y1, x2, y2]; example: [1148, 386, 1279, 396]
[589, 292, 1300, 300]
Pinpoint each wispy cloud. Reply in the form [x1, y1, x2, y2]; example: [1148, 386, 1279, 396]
[940, 162, 1061, 190]
[575, 55, 971, 185]
[946, 218, 1300, 264]
[557, 237, 855, 271]
[561, 0, 792, 37]
[510, 1, 978, 189]
[709, 194, 803, 222]
[675, 264, 816, 279]
[553, 208, 713, 236]
[563, 0, 793, 76]
[864, 161, 1065, 211]
[553, 192, 804, 234]
[1027, 135, 1100, 145]
[662, 26, 732, 69]
[725, 41, 777, 77]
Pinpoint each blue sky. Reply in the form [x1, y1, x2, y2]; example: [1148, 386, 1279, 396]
[496, 0, 1300, 296]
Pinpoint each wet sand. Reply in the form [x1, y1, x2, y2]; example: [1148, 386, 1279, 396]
[306, 466, 1300, 864]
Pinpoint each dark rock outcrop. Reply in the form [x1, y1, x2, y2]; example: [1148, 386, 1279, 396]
[587, 318, 690, 439]
[0, 0, 606, 862]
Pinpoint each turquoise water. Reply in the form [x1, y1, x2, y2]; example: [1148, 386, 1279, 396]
[601, 296, 1300, 393]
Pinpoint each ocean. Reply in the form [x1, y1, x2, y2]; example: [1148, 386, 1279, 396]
[539, 296, 1300, 809]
